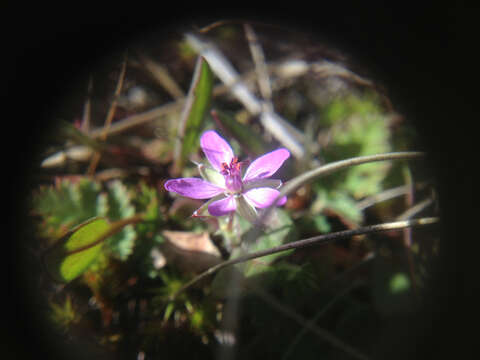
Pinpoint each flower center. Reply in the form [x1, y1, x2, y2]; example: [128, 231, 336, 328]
[220, 157, 243, 193]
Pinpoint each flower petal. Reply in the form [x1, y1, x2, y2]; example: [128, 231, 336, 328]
[243, 187, 284, 208]
[200, 130, 234, 172]
[164, 178, 224, 199]
[208, 195, 237, 216]
[276, 195, 287, 206]
[243, 148, 290, 181]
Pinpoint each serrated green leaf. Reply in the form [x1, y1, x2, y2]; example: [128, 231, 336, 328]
[321, 94, 392, 199]
[134, 182, 160, 238]
[177, 57, 214, 169]
[33, 179, 102, 239]
[104, 180, 136, 260]
[44, 217, 111, 283]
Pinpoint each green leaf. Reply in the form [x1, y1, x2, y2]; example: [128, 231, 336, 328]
[103, 180, 136, 260]
[238, 209, 297, 277]
[389, 272, 410, 294]
[49, 296, 78, 331]
[43, 217, 111, 283]
[134, 182, 160, 237]
[313, 214, 331, 233]
[311, 188, 363, 225]
[211, 109, 267, 156]
[321, 94, 392, 198]
[372, 255, 414, 316]
[177, 57, 214, 169]
[32, 178, 102, 239]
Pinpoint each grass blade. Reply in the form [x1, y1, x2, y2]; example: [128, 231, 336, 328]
[173, 57, 214, 173]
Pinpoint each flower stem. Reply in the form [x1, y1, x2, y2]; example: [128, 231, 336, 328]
[169, 216, 439, 300]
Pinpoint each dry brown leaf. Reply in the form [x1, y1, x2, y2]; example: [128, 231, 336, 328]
[161, 231, 222, 273]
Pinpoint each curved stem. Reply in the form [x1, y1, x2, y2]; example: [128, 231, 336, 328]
[279, 151, 424, 201]
[169, 216, 439, 300]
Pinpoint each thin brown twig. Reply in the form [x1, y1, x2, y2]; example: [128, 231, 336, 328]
[84, 59, 327, 140]
[87, 53, 128, 176]
[139, 54, 185, 100]
[81, 76, 93, 133]
[397, 197, 434, 221]
[244, 23, 272, 102]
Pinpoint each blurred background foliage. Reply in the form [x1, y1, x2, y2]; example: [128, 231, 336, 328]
[28, 22, 437, 360]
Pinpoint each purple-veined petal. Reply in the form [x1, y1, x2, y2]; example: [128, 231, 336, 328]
[208, 195, 237, 216]
[200, 130, 234, 172]
[243, 148, 290, 181]
[164, 178, 224, 199]
[243, 187, 284, 208]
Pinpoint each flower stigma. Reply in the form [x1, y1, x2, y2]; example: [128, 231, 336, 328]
[220, 157, 244, 193]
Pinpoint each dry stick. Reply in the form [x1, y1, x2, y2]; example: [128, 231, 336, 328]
[87, 54, 128, 176]
[400, 166, 418, 296]
[356, 184, 411, 210]
[185, 33, 306, 159]
[81, 76, 93, 133]
[84, 58, 326, 140]
[89, 101, 184, 139]
[86, 80, 230, 140]
[170, 217, 438, 300]
[244, 23, 272, 102]
[139, 55, 185, 100]
[397, 197, 434, 221]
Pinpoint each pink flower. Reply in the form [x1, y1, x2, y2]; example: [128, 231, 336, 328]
[164, 130, 290, 221]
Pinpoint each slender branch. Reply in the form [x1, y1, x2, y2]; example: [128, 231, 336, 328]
[87, 53, 128, 175]
[356, 184, 411, 210]
[169, 217, 439, 300]
[247, 151, 426, 241]
[279, 152, 425, 202]
[139, 54, 185, 100]
[397, 197, 434, 221]
[80, 76, 93, 133]
[244, 23, 272, 102]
